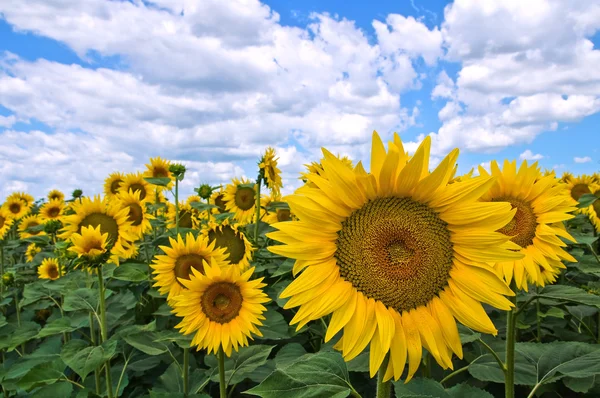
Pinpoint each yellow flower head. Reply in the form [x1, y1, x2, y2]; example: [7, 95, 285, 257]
[166, 202, 198, 230]
[261, 194, 294, 224]
[2, 197, 30, 220]
[209, 188, 228, 215]
[222, 178, 259, 225]
[68, 225, 109, 259]
[171, 258, 270, 356]
[47, 189, 65, 202]
[40, 199, 65, 222]
[259, 147, 283, 196]
[0, 208, 14, 240]
[26, 243, 42, 262]
[104, 172, 125, 199]
[144, 156, 174, 189]
[268, 131, 523, 382]
[7, 192, 35, 208]
[119, 172, 152, 203]
[115, 189, 154, 239]
[201, 219, 254, 270]
[564, 174, 595, 214]
[19, 214, 46, 239]
[38, 258, 64, 280]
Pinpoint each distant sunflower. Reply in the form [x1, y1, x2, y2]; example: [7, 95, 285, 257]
[59, 195, 138, 265]
[564, 175, 596, 213]
[2, 197, 29, 219]
[223, 178, 258, 225]
[40, 199, 65, 222]
[261, 194, 293, 224]
[583, 185, 600, 233]
[259, 147, 283, 196]
[210, 188, 228, 215]
[25, 243, 41, 262]
[38, 258, 64, 280]
[166, 202, 197, 230]
[560, 171, 574, 184]
[542, 169, 556, 178]
[19, 214, 46, 239]
[144, 156, 174, 189]
[104, 172, 125, 199]
[47, 189, 65, 202]
[7, 192, 35, 209]
[171, 258, 269, 356]
[186, 195, 203, 220]
[268, 132, 522, 382]
[119, 172, 152, 202]
[68, 225, 109, 260]
[479, 161, 577, 290]
[202, 219, 254, 270]
[115, 189, 153, 239]
[0, 209, 13, 239]
[150, 232, 229, 302]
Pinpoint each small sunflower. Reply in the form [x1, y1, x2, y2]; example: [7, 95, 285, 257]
[166, 202, 197, 230]
[40, 199, 65, 222]
[560, 171, 574, 184]
[47, 189, 65, 202]
[59, 195, 138, 265]
[19, 214, 46, 239]
[68, 225, 109, 260]
[25, 243, 41, 262]
[2, 197, 30, 219]
[7, 192, 35, 209]
[210, 188, 228, 215]
[564, 174, 596, 214]
[186, 195, 204, 220]
[150, 232, 229, 302]
[201, 219, 254, 270]
[259, 147, 283, 196]
[38, 258, 64, 280]
[261, 194, 293, 224]
[144, 156, 174, 189]
[115, 189, 153, 239]
[0, 209, 13, 239]
[479, 161, 577, 290]
[268, 131, 523, 382]
[104, 172, 125, 199]
[223, 178, 258, 225]
[119, 172, 152, 202]
[583, 185, 600, 233]
[171, 258, 269, 356]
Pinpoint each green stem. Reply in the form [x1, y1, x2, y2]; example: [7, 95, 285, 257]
[505, 291, 517, 398]
[14, 290, 25, 354]
[218, 347, 227, 398]
[97, 268, 113, 398]
[254, 176, 261, 243]
[376, 354, 391, 398]
[535, 286, 541, 343]
[477, 339, 506, 375]
[183, 347, 189, 397]
[0, 244, 4, 298]
[89, 312, 101, 394]
[597, 312, 600, 344]
[175, 179, 180, 237]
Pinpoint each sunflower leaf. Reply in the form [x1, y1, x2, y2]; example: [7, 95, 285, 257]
[112, 261, 149, 282]
[538, 285, 600, 308]
[60, 339, 117, 381]
[577, 193, 598, 208]
[37, 317, 77, 339]
[189, 202, 218, 212]
[62, 288, 99, 312]
[144, 177, 172, 187]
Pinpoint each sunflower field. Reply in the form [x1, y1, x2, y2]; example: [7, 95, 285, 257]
[2, 132, 600, 398]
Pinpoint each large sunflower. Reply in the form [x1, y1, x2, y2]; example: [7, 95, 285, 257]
[223, 178, 258, 225]
[40, 199, 65, 222]
[19, 214, 46, 239]
[201, 219, 254, 270]
[171, 258, 269, 356]
[0, 208, 13, 239]
[59, 195, 138, 265]
[144, 156, 174, 189]
[259, 147, 283, 196]
[38, 258, 64, 280]
[7, 192, 35, 209]
[119, 172, 152, 202]
[104, 172, 125, 199]
[268, 132, 523, 382]
[151, 232, 230, 302]
[115, 189, 153, 239]
[479, 161, 577, 290]
[2, 197, 29, 219]
[301, 155, 353, 187]
[47, 189, 65, 202]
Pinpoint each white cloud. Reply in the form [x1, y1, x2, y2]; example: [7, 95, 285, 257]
[0, 115, 16, 128]
[519, 149, 544, 161]
[574, 156, 592, 163]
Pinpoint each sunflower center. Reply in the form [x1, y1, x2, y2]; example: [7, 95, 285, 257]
[50, 194, 61, 201]
[234, 187, 255, 211]
[128, 184, 147, 200]
[110, 179, 123, 195]
[174, 254, 207, 287]
[214, 195, 227, 213]
[126, 203, 144, 226]
[48, 266, 59, 279]
[201, 282, 243, 324]
[9, 203, 21, 214]
[494, 197, 537, 248]
[335, 197, 454, 311]
[593, 190, 600, 216]
[207, 226, 246, 264]
[26, 222, 41, 235]
[154, 167, 169, 178]
[179, 210, 193, 228]
[48, 207, 60, 218]
[0, 216, 4, 228]
[571, 183, 591, 201]
[276, 209, 291, 222]
[79, 213, 119, 245]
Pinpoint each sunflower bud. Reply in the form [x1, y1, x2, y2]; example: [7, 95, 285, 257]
[169, 164, 187, 181]
[2, 272, 14, 287]
[196, 184, 213, 200]
[72, 189, 83, 199]
[44, 219, 63, 235]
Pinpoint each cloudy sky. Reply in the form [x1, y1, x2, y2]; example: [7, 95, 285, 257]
[1, 0, 599, 200]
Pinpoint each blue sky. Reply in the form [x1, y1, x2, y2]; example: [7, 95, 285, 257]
[1, 0, 599, 200]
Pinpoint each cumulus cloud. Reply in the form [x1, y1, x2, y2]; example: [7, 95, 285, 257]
[519, 149, 544, 161]
[574, 156, 592, 163]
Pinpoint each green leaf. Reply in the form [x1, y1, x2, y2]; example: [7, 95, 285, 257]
[270, 258, 294, 278]
[144, 177, 172, 187]
[571, 234, 599, 246]
[30, 382, 73, 397]
[238, 183, 256, 189]
[273, 344, 307, 369]
[189, 202, 218, 212]
[37, 317, 77, 338]
[578, 193, 598, 208]
[22, 235, 51, 245]
[123, 332, 169, 355]
[245, 351, 354, 398]
[458, 325, 481, 344]
[256, 310, 291, 340]
[563, 375, 596, 393]
[3, 322, 41, 351]
[61, 339, 118, 381]
[17, 364, 64, 391]
[538, 285, 600, 308]
[393, 378, 450, 397]
[447, 384, 493, 398]
[62, 288, 98, 312]
[112, 261, 149, 282]
[207, 345, 274, 385]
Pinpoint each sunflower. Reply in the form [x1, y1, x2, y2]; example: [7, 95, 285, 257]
[150, 232, 229, 302]
[119, 172, 152, 202]
[583, 185, 600, 233]
[560, 171, 574, 183]
[564, 174, 596, 214]
[40, 199, 65, 222]
[301, 155, 354, 187]
[104, 172, 125, 199]
[0, 208, 13, 239]
[223, 178, 258, 225]
[144, 156, 174, 189]
[59, 195, 138, 265]
[115, 189, 153, 239]
[479, 161, 577, 290]
[542, 169, 556, 178]
[259, 147, 283, 196]
[186, 195, 204, 220]
[19, 214, 46, 239]
[166, 202, 197, 230]
[25, 243, 41, 262]
[267, 132, 523, 382]
[261, 194, 293, 224]
[2, 197, 29, 219]
[171, 258, 269, 356]
[47, 189, 65, 202]
[38, 258, 64, 280]
[7, 192, 35, 208]
[210, 188, 228, 215]
[201, 219, 254, 270]
[68, 225, 108, 260]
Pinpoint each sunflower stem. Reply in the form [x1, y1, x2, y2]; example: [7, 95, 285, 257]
[97, 267, 113, 398]
[0, 243, 4, 299]
[376, 354, 391, 398]
[175, 179, 180, 237]
[535, 286, 541, 342]
[14, 290, 25, 354]
[254, 175, 261, 243]
[183, 347, 189, 397]
[505, 288, 518, 398]
[218, 347, 227, 398]
[89, 311, 101, 395]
